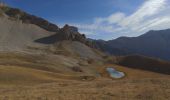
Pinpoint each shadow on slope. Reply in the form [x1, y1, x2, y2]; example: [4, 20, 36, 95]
[117, 55, 170, 75]
[34, 34, 58, 44]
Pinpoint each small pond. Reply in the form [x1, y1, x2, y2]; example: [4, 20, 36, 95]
[106, 68, 125, 79]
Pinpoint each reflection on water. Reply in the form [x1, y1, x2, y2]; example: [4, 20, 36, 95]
[106, 68, 125, 79]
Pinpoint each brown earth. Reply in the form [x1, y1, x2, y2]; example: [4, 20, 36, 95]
[0, 6, 170, 100]
[0, 65, 169, 100]
[0, 53, 170, 100]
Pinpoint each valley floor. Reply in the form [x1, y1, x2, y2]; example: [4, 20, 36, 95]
[0, 64, 169, 100]
[0, 78, 170, 100]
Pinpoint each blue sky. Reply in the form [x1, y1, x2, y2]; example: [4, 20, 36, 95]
[4, 0, 170, 40]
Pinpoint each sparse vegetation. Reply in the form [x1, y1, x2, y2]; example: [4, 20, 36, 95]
[0, 4, 170, 100]
[0, 6, 10, 12]
[0, 78, 169, 100]
[71, 66, 83, 72]
[117, 55, 170, 75]
[103, 55, 117, 64]
[87, 58, 95, 64]
[0, 11, 3, 17]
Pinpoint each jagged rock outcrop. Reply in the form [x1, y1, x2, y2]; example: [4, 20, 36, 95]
[0, 6, 94, 48]
[0, 6, 59, 32]
[56, 24, 94, 47]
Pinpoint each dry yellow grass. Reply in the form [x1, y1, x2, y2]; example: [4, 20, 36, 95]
[0, 53, 169, 100]
[0, 64, 169, 100]
[0, 77, 169, 100]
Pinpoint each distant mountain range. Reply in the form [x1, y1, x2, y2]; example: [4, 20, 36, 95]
[94, 29, 170, 61]
[2, 6, 170, 61]
[0, 5, 170, 75]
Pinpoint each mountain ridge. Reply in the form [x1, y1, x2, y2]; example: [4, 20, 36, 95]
[0, 5, 170, 75]
[1, 6, 59, 32]
[94, 28, 170, 61]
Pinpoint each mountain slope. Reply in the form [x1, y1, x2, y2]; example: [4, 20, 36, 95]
[1, 6, 170, 75]
[0, 6, 170, 100]
[1, 6, 59, 32]
[95, 29, 170, 60]
[0, 15, 55, 51]
[0, 6, 107, 81]
[116, 55, 170, 75]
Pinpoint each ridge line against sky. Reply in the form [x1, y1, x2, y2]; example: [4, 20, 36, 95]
[72, 0, 170, 40]
[4, 0, 170, 40]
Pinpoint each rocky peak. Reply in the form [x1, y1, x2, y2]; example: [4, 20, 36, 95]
[63, 24, 78, 33]
[56, 24, 94, 47]
[0, 6, 94, 48]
